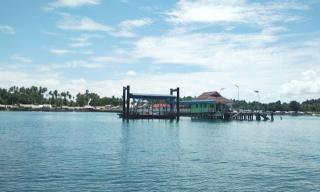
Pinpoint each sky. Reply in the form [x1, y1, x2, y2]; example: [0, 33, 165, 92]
[0, 0, 320, 102]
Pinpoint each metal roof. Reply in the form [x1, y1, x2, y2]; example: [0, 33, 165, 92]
[129, 93, 176, 100]
[197, 91, 232, 104]
[180, 99, 216, 104]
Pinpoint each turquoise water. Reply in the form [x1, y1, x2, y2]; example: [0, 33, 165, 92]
[0, 112, 320, 191]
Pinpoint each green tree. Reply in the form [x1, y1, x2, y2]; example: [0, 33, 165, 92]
[289, 101, 301, 112]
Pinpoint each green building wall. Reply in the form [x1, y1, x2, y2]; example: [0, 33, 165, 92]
[190, 103, 216, 113]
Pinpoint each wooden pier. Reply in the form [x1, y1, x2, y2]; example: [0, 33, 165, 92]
[120, 86, 274, 122]
[180, 111, 274, 121]
[230, 111, 274, 121]
[121, 85, 180, 120]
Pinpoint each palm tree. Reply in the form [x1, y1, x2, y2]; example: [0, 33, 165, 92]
[49, 91, 54, 105]
[53, 90, 58, 106]
[61, 92, 67, 106]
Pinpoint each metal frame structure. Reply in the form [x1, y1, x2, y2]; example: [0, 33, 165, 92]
[121, 85, 180, 120]
[121, 86, 273, 122]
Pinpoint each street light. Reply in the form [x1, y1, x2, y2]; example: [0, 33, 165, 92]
[254, 90, 260, 112]
[254, 90, 260, 102]
[234, 84, 239, 101]
[220, 88, 225, 93]
[234, 84, 240, 111]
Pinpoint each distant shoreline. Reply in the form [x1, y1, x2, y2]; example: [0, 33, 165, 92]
[0, 104, 122, 113]
[0, 108, 319, 117]
[0, 109, 121, 113]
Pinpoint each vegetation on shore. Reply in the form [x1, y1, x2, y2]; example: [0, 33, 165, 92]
[0, 86, 319, 112]
[232, 100, 320, 112]
[0, 86, 121, 107]
[182, 97, 320, 113]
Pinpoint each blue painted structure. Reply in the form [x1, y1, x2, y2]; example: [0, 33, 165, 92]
[122, 86, 180, 120]
[129, 93, 176, 100]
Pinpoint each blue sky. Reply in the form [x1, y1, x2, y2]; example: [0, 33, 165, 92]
[1, 0, 320, 102]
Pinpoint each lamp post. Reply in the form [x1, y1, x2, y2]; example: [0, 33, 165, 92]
[254, 90, 260, 102]
[234, 84, 239, 111]
[254, 90, 260, 111]
[220, 88, 225, 93]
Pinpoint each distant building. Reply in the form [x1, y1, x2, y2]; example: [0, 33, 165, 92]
[19, 104, 52, 109]
[152, 103, 170, 109]
[182, 91, 233, 113]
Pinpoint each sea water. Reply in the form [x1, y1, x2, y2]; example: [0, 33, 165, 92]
[0, 112, 320, 191]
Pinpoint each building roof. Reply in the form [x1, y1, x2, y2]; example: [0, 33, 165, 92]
[180, 99, 216, 104]
[129, 93, 176, 100]
[196, 91, 232, 104]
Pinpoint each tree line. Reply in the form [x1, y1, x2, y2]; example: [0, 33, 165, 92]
[233, 99, 320, 112]
[0, 86, 121, 107]
[1, 86, 319, 112]
[182, 97, 320, 112]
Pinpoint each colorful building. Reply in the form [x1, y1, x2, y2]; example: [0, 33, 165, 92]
[182, 91, 233, 114]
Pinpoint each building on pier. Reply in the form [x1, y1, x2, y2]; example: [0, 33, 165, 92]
[181, 91, 233, 115]
[195, 91, 233, 112]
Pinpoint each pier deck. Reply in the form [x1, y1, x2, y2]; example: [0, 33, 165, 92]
[120, 86, 273, 122]
[121, 85, 180, 120]
[180, 111, 274, 121]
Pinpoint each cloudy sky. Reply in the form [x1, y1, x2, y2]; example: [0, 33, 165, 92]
[1, 0, 319, 102]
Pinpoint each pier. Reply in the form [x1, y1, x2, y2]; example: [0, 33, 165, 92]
[230, 111, 274, 121]
[121, 85, 180, 120]
[180, 110, 274, 121]
[120, 86, 274, 122]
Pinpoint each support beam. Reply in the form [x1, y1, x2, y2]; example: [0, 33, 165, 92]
[169, 88, 174, 113]
[170, 87, 180, 121]
[177, 87, 180, 121]
[126, 85, 130, 117]
[122, 86, 126, 119]
[120, 85, 179, 120]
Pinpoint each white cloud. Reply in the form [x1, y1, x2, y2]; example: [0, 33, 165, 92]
[0, 69, 61, 88]
[57, 14, 151, 37]
[119, 18, 152, 29]
[92, 48, 135, 63]
[57, 15, 112, 32]
[0, 68, 224, 98]
[40, 60, 104, 71]
[50, 48, 94, 56]
[1, 0, 317, 102]
[69, 33, 103, 47]
[167, 0, 307, 27]
[280, 68, 320, 100]
[1, 61, 318, 102]
[0, 68, 95, 96]
[114, 18, 153, 37]
[69, 42, 91, 48]
[51, 49, 74, 56]
[42, 31, 64, 36]
[93, 56, 128, 63]
[10, 54, 32, 63]
[64, 60, 103, 68]
[133, 32, 280, 69]
[0, 65, 254, 101]
[70, 33, 104, 42]
[130, 31, 320, 102]
[47, 0, 99, 9]
[0, 25, 15, 35]
[126, 70, 136, 76]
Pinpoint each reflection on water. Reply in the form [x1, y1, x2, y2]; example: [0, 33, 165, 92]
[0, 112, 320, 191]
